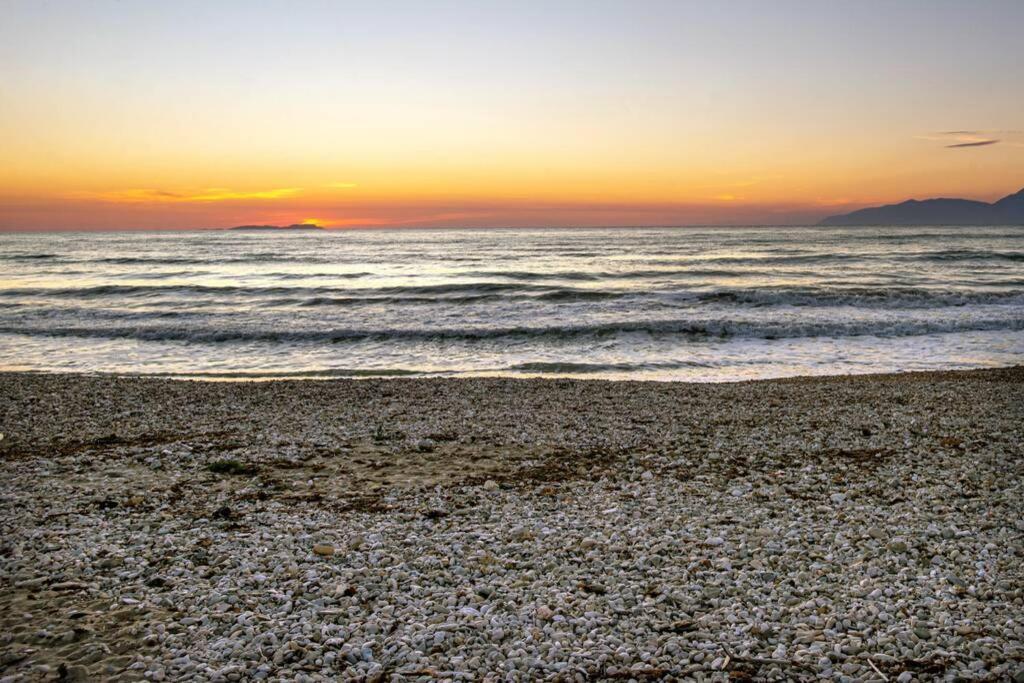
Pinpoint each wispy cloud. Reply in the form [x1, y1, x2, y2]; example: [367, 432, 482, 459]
[917, 130, 1024, 149]
[945, 139, 999, 148]
[70, 187, 302, 203]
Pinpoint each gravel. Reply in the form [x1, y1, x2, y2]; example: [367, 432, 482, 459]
[0, 367, 1022, 681]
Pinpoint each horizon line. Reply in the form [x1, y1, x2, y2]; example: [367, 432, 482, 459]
[3, 222, 841, 233]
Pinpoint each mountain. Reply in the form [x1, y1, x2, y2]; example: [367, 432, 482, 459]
[819, 188, 1024, 226]
[227, 224, 324, 231]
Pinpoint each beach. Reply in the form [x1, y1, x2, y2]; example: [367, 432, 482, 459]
[1, 367, 1022, 681]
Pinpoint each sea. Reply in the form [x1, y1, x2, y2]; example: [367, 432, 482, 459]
[1, 226, 1022, 381]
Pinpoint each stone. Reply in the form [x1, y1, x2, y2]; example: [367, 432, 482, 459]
[99, 556, 124, 569]
[62, 664, 90, 681]
[312, 544, 335, 557]
[3, 370, 1022, 681]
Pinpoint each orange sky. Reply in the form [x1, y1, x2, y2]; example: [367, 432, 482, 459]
[2, 1, 1022, 230]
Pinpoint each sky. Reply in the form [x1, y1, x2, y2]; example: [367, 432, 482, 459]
[1, 0, 1023, 230]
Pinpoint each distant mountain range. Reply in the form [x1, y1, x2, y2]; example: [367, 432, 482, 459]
[820, 187, 1024, 226]
[228, 224, 324, 232]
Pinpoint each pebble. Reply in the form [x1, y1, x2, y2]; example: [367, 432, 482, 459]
[0, 370, 1021, 682]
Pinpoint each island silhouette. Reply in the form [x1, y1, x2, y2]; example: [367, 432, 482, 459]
[227, 224, 324, 232]
[820, 187, 1024, 226]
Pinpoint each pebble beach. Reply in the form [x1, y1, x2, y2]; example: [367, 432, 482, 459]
[1, 368, 1022, 681]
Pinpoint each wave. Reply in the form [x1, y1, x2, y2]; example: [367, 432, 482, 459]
[0, 253, 59, 261]
[691, 287, 1024, 308]
[640, 250, 1024, 266]
[0, 281, 630, 301]
[672, 253, 858, 266]
[293, 293, 501, 306]
[94, 257, 210, 265]
[90, 253, 329, 265]
[4, 281, 1022, 311]
[67, 247, 1022, 269]
[913, 249, 1024, 262]
[290, 288, 625, 306]
[262, 271, 372, 280]
[133, 367, 432, 379]
[506, 360, 712, 373]
[2, 360, 757, 379]
[3, 314, 1023, 345]
[0, 284, 249, 298]
[460, 267, 769, 280]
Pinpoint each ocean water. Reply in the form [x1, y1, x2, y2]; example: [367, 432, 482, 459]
[1, 226, 1022, 381]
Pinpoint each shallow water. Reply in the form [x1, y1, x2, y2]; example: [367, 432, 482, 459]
[1, 226, 1022, 380]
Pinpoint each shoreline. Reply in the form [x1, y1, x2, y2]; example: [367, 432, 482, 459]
[1, 367, 1022, 680]
[1, 362, 1021, 384]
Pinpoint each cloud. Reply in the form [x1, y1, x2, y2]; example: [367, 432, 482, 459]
[70, 187, 302, 203]
[917, 130, 1024, 149]
[946, 139, 999, 148]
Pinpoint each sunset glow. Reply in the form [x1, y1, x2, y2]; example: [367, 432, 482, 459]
[2, 1, 1022, 230]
